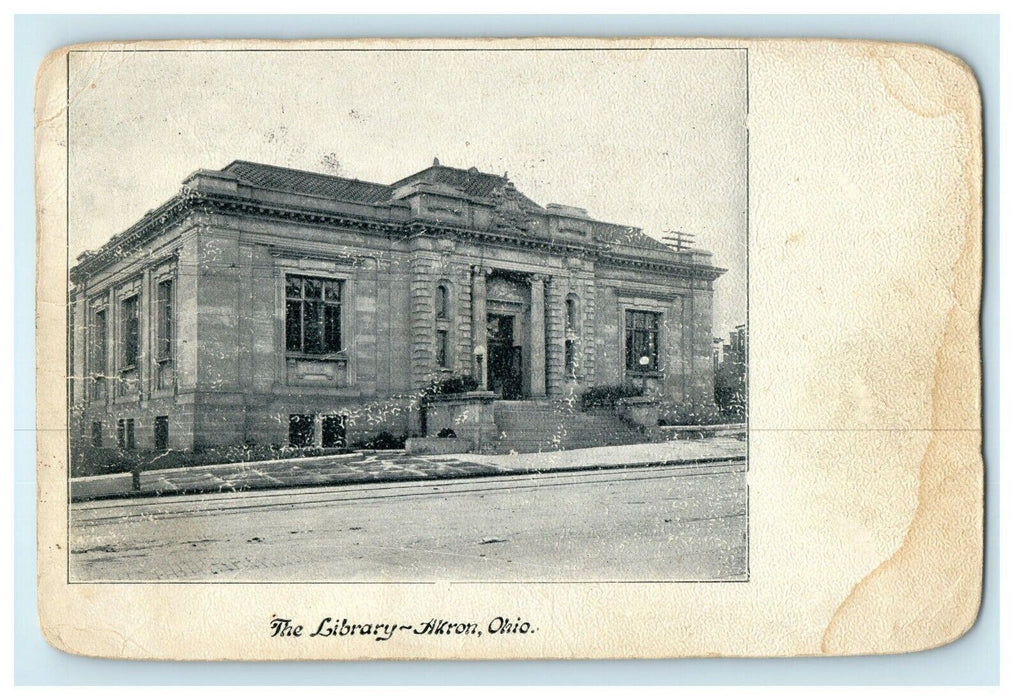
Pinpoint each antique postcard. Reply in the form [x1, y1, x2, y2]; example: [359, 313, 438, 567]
[35, 37, 982, 659]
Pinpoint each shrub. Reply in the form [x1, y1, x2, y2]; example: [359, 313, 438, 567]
[714, 387, 746, 421]
[580, 382, 644, 409]
[351, 431, 407, 450]
[71, 447, 141, 478]
[70, 443, 339, 478]
[424, 374, 479, 397]
[437, 428, 457, 439]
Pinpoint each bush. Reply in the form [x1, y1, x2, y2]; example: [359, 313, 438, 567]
[436, 428, 457, 439]
[580, 382, 644, 409]
[351, 431, 407, 450]
[70, 443, 340, 478]
[714, 387, 746, 421]
[72, 447, 141, 478]
[424, 374, 479, 397]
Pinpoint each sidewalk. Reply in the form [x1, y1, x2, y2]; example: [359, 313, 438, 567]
[69, 436, 747, 502]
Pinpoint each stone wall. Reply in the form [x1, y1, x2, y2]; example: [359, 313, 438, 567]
[71, 201, 722, 453]
[589, 263, 718, 417]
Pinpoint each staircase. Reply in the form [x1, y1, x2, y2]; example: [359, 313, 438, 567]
[491, 400, 650, 454]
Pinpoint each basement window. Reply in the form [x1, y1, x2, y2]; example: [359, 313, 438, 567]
[288, 414, 315, 448]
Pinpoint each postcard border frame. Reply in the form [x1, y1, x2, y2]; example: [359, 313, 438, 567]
[16, 13, 999, 684]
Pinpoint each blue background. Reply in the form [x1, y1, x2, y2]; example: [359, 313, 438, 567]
[13, 14, 1000, 686]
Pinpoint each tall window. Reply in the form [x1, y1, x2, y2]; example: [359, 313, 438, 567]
[91, 308, 107, 373]
[121, 295, 139, 368]
[286, 275, 342, 355]
[565, 296, 580, 377]
[435, 285, 449, 319]
[156, 280, 174, 390]
[156, 280, 173, 361]
[436, 329, 449, 368]
[625, 310, 660, 372]
[435, 282, 452, 368]
[90, 308, 107, 400]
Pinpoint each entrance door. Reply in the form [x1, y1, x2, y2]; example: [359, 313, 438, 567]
[487, 314, 522, 399]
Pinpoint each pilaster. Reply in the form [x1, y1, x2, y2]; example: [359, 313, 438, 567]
[409, 256, 438, 388]
[528, 273, 547, 397]
[455, 265, 474, 373]
[70, 289, 87, 408]
[545, 275, 568, 396]
[471, 265, 489, 389]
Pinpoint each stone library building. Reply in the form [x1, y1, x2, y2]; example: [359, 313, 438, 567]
[69, 159, 725, 453]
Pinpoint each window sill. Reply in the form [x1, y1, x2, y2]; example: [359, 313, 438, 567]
[625, 370, 664, 379]
[271, 383, 361, 397]
[285, 353, 348, 361]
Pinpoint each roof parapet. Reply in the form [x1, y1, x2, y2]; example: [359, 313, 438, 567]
[183, 168, 240, 196]
[546, 203, 589, 218]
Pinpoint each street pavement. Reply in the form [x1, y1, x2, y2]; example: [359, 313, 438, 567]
[69, 460, 748, 582]
[70, 436, 747, 501]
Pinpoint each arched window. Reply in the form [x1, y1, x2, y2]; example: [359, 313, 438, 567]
[566, 296, 579, 331]
[435, 285, 449, 320]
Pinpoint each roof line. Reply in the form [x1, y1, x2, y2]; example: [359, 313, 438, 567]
[389, 162, 507, 187]
[224, 159, 389, 188]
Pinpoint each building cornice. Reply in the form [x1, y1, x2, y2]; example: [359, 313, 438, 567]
[71, 193, 195, 284]
[72, 185, 727, 283]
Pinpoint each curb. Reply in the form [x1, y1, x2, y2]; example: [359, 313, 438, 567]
[69, 454, 745, 503]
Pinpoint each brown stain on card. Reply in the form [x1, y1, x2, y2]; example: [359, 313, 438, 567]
[821, 44, 984, 655]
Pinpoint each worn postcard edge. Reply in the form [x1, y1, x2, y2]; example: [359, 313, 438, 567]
[33, 36, 984, 660]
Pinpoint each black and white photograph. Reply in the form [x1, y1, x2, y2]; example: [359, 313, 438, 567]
[32, 29, 989, 663]
[64, 46, 748, 583]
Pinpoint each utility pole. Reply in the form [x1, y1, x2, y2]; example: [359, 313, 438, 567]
[662, 229, 695, 251]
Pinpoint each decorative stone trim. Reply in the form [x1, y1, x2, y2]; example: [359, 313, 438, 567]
[73, 188, 726, 283]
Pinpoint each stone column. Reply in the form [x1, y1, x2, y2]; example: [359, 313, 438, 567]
[529, 274, 547, 397]
[409, 253, 437, 388]
[70, 289, 87, 408]
[471, 265, 488, 389]
[545, 276, 568, 397]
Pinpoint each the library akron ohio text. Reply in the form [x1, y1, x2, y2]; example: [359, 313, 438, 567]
[68, 159, 725, 458]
